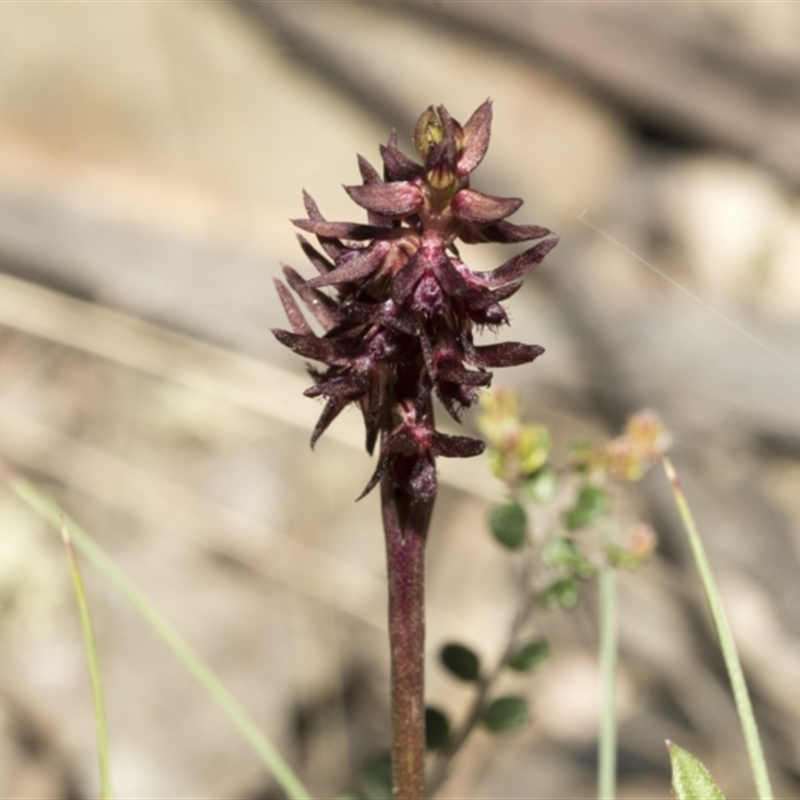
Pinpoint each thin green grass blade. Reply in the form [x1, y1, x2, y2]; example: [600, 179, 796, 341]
[663, 458, 773, 800]
[597, 523, 618, 800]
[0, 461, 311, 800]
[60, 519, 112, 800]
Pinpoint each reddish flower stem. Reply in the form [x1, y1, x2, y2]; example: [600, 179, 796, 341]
[381, 470, 433, 800]
[273, 101, 556, 800]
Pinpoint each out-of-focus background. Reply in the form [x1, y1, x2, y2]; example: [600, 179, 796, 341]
[0, 2, 799, 798]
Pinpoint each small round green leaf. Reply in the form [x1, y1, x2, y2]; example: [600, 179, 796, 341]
[425, 706, 450, 751]
[482, 695, 530, 733]
[506, 639, 551, 672]
[564, 485, 609, 530]
[540, 578, 580, 609]
[361, 751, 392, 800]
[489, 501, 528, 549]
[668, 741, 726, 800]
[524, 465, 557, 503]
[440, 643, 481, 682]
[542, 536, 596, 578]
[542, 535, 576, 567]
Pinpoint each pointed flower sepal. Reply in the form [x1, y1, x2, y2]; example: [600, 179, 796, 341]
[358, 405, 485, 503]
[272, 101, 557, 500]
[452, 190, 522, 225]
[345, 181, 424, 217]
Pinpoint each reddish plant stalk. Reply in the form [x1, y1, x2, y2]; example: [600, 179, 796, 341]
[382, 467, 431, 800]
[272, 101, 557, 800]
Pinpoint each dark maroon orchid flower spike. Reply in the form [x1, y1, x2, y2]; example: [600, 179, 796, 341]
[273, 101, 557, 799]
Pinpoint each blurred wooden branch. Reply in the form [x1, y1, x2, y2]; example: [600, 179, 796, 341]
[0, 270, 503, 502]
[387, 1, 800, 186]
[0, 402, 388, 630]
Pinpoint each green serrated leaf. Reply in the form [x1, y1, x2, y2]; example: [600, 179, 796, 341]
[425, 706, 450, 751]
[524, 465, 557, 503]
[668, 742, 726, 800]
[489, 501, 528, 550]
[540, 578, 580, 610]
[506, 639, 551, 672]
[564, 485, 609, 530]
[440, 643, 481, 682]
[482, 696, 530, 733]
[361, 751, 392, 800]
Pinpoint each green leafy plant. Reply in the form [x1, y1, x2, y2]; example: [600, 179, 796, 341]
[668, 741, 727, 800]
[424, 390, 665, 796]
[663, 458, 773, 800]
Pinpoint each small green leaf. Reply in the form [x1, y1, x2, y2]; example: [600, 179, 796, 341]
[524, 465, 557, 503]
[482, 696, 530, 733]
[606, 543, 647, 570]
[518, 424, 551, 475]
[606, 524, 657, 570]
[542, 536, 595, 578]
[668, 741, 726, 800]
[440, 643, 481, 682]
[486, 449, 505, 480]
[540, 578, 580, 609]
[569, 440, 594, 474]
[489, 501, 528, 549]
[361, 751, 392, 800]
[564, 485, 609, 530]
[506, 639, 551, 672]
[425, 706, 450, 751]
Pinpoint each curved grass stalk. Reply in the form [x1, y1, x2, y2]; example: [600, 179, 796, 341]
[0, 460, 311, 800]
[597, 522, 618, 800]
[60, 519, 112, 799]
[663, 457, 773, 800]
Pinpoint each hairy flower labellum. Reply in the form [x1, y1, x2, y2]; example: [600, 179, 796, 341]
[273, 101, 557, 503]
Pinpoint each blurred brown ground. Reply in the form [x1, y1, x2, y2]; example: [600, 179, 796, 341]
[0, 2, 799, 798]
